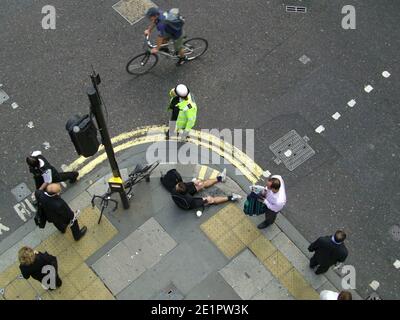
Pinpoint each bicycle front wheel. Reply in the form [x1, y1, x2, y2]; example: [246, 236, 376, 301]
[183, 38, 208, 61]
[126, 52, 158, 75]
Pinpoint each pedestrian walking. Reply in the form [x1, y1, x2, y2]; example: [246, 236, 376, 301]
[254, 175, 287, 229]
[166, 84, 197, 141]
[308, 230, 348, 275]
[18, 246, 62, 290]
[320, 290, 352, 300]
[35, 183, 87, 241]
[26, 150, 79, 190]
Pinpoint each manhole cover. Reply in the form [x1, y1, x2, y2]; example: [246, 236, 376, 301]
[112, 0, 157, 25]
[153, 283, 184, 300]
[11, 183, 32, 202]
[0, 89, 9, 105]
[269, 130, 315, 171]
[389, 225, 400, 241]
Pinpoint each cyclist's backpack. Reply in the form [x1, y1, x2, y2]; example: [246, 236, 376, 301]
[162, 8, 185, 39]
[160, 169, 183, 193]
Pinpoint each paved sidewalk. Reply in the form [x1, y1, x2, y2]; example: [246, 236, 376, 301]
[0, 142, 361, 300]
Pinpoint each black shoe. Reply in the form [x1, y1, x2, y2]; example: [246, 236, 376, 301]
[69, 172, 79, 183]
[257, 221, 270, 229]
[75, 226, 87, 241]
[176, 56, 188, 66]
[165, 130, 170, 140]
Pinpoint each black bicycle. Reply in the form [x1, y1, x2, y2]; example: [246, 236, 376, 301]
[126, 35, 208, 75]
[91, 161, 160, 223]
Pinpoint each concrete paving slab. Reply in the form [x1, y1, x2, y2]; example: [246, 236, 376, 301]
[92, 242, 146, 295]
[316, 281, 338, 295]
[185, 271, 241, 300]
[151, 282, 184, 300]
[272, 232, 327, 290]
[86, 169, 129, 197]
[219, 249, 274, 300]
[251, 277, 294, 300]
[68, 191, 92, 213]
[122, 218, 177, 269]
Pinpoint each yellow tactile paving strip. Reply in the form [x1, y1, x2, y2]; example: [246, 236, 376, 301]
[201, 204, 320, 300]
[0, 206, 117, 300]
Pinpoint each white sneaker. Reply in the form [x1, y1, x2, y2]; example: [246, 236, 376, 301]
[219, 168, 227, 182]
[231, 193, 242, 201]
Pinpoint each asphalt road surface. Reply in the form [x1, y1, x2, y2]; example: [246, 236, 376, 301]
[0, 0, 399, 299]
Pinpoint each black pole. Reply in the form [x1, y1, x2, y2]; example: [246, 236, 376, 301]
[87, 85, 130, 209]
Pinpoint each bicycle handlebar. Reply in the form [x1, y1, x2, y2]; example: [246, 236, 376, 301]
[144, 35, 156, 49]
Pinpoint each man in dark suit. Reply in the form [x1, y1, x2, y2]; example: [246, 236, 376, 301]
[26, 150, 79, 190]
[308, 230, 348, 275]
[35, 183, 87, 241]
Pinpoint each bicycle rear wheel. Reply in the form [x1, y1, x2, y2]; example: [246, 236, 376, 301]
[126, 52, 158, 75]
[183, 38, 208, 61]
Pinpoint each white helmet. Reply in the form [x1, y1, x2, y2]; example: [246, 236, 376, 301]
[175, 84, 189, 98]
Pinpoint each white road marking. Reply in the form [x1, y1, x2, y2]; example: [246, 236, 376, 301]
[14, 202, 32, 222]
[382, 71, 391, 78]
[332, 112, 341, 120]
[262, 170, 271, 178]
[27, 121, 35, 129]
[364, 85, 374, 93]
[284, 149, 292, 157]
[43, 142, 50, 150]
[24, 198, 37, 212]
[394, 260, 400, 269]
[299, 54, 311, 64]
[347, 99, 356, 107]
[369, 280, 380, 290]
[0, 221, 10, 235]
[11, 102, 19, 109]
[315, 125, 325, 134]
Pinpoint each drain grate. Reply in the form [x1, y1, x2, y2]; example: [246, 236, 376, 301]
[269, 130, 315, 171]
[389, 225, 400, 241]
[286, 6, 307, 13]
[11, 183, 32, 202]
[0, 89, 9, 105]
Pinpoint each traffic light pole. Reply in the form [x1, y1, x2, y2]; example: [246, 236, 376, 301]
[87, 73, 130, 209]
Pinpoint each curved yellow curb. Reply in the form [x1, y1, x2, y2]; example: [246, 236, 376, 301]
[65, 126, 264, 184]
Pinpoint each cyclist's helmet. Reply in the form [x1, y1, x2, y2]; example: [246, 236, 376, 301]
[146, 7, 160, 18]
[175, 84, 189, 98]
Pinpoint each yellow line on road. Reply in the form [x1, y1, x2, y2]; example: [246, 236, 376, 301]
[67, 125, 263, 184]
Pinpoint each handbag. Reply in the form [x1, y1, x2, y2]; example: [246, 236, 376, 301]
[34, 201, 47, 229]
[243, 192, 268, 216]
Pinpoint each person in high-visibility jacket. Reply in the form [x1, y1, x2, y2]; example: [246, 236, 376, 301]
[166, 84, 197, 140]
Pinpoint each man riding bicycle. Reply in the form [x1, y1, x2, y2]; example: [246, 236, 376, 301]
[144, 7, 188, 66]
